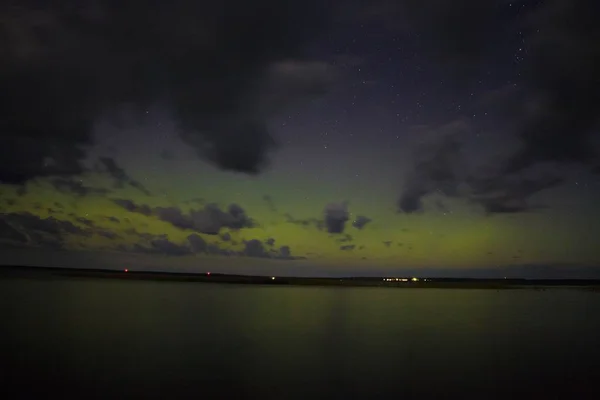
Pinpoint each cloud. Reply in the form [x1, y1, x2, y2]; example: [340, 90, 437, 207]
[279, 246, 292, 259]
[149, 238, 191, 256]
[0, 212, 89, 248]
[398, 121, 469, 213]
[97, 157, 150, 195]
[113, 198, 256, 235]
[118, 237, 191, 256]
[241, 239, 301, 260]
[124, 228, 165, 242]
[50, 177, 110, 197]
[0, 219, 29, 245]
[391, 0, 600, 211]
[0, 0, 335, 184]
[398, 121, 570, 214]
[154, 207, 195, 230]
[112, 199, 152, 216]
[220, 232, 232, 242]
[159, 203, 255, 235]
[467, 174, 561, 214]
[257, 61, 335, 114]
[74, 216, 95, 228]
[352, 215, 372, 229]
[96, 230, 119, 240]
[262, 195, 278, 213]
[242, 239, 269, 258]
[284, 213, 324, 230]
[187, 234, 208, 253]
[500, 1, 600, 174]
[324, 202, 350, 234]
[118, 231, 302, 259]
[335, 234, 353, 243]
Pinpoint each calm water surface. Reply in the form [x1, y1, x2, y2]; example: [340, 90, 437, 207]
[1, 277, 599, 399]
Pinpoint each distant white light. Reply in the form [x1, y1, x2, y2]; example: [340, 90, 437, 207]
[271, 277, 275, 280]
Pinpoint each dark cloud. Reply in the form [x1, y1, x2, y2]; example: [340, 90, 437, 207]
[398, 121, 468, 213]
[50, 177, 110, 197]
[156, 203, 255, 235]
[394, 0, 600, 213]
[113, 199, 256, 235]
[335, 234, 353, 243]
[500, 0, 600, 174]
[340, 244, 355, 251]
[150, 238, 191, 256]
[74, 216, 95, 228]
[284, 213, 324, 230]
[112, 199, 152, 216]
[434, 199, 450, 214]
[262, 195, 278, 213]
[0, 212, 89, 248]
[279, 245, 292, 259]
[120, 236, 191, 256]
[242, 239, 269, 258]
[124, 228, 164, 242]
[238, 239, 301, 260]
[352, 215, 372, 229]
[0, 219, 29, 244]
[97, 157, 150, 196]
[398, 122, 570, 214]
[467, 174, 561, 214]
[381, 1, 600, 162]
[97, 230, 119, 240]
[324, 202, 349, 234]
[206, 244, 223, 255]
[154, 207, 194, 230]
[187, 234, 208, 253]
[0, 0, 335, 184]
[220, 232, 232, 242]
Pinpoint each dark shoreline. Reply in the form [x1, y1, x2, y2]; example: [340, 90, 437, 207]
[2, 265, 600, 290]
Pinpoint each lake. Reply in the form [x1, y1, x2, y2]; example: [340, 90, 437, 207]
[1, 277, 599, 399]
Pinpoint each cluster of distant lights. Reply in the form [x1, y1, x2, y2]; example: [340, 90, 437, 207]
[383, 277, 424, 282]
[123, 270, 423, 284]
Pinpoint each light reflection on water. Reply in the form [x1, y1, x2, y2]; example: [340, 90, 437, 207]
[1, 278, 599, 399]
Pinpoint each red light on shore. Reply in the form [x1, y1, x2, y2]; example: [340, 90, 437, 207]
[124, 269, 128, 272]
[207, 272, 211, 276]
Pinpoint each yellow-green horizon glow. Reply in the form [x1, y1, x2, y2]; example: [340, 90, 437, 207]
[1, 153, 598, 277]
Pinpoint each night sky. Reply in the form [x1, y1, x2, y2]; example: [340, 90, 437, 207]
[1, 0, 599, 277]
